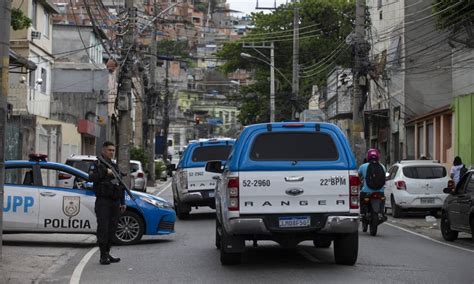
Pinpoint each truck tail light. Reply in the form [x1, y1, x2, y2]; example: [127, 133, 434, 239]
[395, 180, 406, 190]
[179, 170, 188, 189]
[349, 175, 360, 209]
[227, 177, 239, 211]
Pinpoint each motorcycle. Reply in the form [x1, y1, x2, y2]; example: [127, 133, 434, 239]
[361, 192, 387, 236]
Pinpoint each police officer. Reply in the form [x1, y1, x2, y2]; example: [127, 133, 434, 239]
[89, 141, 126, 265]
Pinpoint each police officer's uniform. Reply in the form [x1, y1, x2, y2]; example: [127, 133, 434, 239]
[89, 155, 125, 264]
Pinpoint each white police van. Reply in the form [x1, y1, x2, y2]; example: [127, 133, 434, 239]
[207, 123, 360, 265]
[3, 154, 176, 244]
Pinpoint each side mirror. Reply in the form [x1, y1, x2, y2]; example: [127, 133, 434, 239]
[443, 188, 452, 194]
[206, 160, 223, 173]
[167, 164, 176, 172]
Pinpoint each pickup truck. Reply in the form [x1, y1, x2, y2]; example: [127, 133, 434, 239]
[172, 138, 235, 219]
[206, 122, 360, 265]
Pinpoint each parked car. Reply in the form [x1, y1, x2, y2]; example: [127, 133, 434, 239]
[4, 154, 176, 245]
[385, 160, 450, 218]
[172, 138, 235, 219]
[64, 155, 147, 192]
[130, 160, 147, 192]
[440, 170, 474, 241]
[207, 123, 360, 265]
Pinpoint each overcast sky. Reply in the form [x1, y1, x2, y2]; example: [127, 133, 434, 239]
[227, 0, 289, 16]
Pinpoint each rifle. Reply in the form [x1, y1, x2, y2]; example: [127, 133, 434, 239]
[97, 155, 136, 201]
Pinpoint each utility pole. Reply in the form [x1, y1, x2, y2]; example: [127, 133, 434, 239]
[292, 2, 299, 120]
[146, 0, 157, 186]
[117, 0, 136, 186]
[351, 0, 367, 164]
[270, 41, 275, 122]
[162, 60, 170, 163]
[0, 0, 11, 262]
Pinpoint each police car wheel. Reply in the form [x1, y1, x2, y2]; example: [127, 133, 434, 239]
[113, 211, 145, 245]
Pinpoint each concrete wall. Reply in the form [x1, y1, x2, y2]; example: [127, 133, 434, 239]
[452, 49, 474, 97]
[52, 66, 109, 93]
[404, 0, 453, 117]
[52, 25, 103, 64]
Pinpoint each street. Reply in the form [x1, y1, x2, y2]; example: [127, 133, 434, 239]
[2, 181, 471, 284]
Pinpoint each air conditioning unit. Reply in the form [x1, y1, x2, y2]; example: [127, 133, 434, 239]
[31, 31, 42, 39]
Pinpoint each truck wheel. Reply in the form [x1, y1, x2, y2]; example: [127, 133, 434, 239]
[391, 197, 402, 218]
[215, 219, 221, 249]
[220, 230, 242, 265]
[113, 210, 145, 245]
[369, 213, 378, 236]
[441, 212, 458, 241]
[334, 232, 358, 265]
[174, 198, 190, 220]
[313, 238, 332, 248]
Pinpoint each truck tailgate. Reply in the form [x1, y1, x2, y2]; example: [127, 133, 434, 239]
[187, 167, 216, 191]
[239, 170, 350, 214]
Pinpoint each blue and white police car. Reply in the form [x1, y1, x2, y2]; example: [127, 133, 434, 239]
[3, 154, 176, 245]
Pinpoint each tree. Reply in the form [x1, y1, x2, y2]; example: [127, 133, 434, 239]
[433, 0, 474, 48]
[218, 0, 355, 124]
[11, 8, 31, 30]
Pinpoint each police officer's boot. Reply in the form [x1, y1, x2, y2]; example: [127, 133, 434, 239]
[106, 247, 121, 263]
[100, 253, 111, 265]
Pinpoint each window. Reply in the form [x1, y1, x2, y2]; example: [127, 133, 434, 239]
[427, 123, 433, 159]
[191, 145, 233, 162]
[389, 166, 398, 180]
[32, 0, 38, 29]
[40, 68, 47, 93]
[402, 166, 447, 179]
[417, 126, 424, 157]
[5, 167, 33, 185]
[66, 160, 95, 172]
[43, 11, 49, 37]
[250, 132, 339, 161]
[379, 10, 383, 20]
[40, 168, 86, 189]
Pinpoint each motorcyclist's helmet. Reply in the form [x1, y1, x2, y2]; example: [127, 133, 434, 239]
[367, 148, 380, 162]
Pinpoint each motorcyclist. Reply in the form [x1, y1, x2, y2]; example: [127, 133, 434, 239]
[358, 149, 386, 217]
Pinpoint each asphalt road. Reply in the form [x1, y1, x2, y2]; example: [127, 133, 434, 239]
[49, 181, 474, 284]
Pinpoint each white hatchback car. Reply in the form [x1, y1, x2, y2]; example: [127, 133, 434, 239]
[385, 160, 450, 218]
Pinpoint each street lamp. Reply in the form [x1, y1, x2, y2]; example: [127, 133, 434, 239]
[240, 51, 292, 122]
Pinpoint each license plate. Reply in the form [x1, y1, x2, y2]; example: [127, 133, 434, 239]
[420, 198, 435, 204]
[278, 216, 310, 228]
[208, 191, 215, 198]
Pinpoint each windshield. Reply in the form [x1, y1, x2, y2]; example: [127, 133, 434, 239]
[250, 132, 339, 161]
[191, 145, 233, 162]
[403, 166, 447, 179]
[66, 160, 95, 172]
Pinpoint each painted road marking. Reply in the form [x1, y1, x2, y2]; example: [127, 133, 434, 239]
[156, 182, 172, 196]
[70, 247, 98, 284]
[383, 222, 474, 253]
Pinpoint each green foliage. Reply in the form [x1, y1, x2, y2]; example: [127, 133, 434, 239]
[217, 0, 355, 125]
[433, 0, 473, 31]
[130, 147, 148, 169]
[195, 3, 207, 13]
[157, 40, 190, 58]
[155, 159, 167, 179]
[11, 8, 32, 30]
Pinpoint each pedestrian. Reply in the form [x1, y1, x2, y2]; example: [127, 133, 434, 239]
[450, 156, 467, 186]
[89, 141, 126, 265]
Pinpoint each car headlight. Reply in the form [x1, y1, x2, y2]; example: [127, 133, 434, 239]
[141, 197, 173, 209]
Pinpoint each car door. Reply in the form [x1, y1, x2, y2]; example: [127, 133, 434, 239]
[37, 166, 96, 233]
[449, 174, 470, 230]
[3, 164, 41, 231]
[456, 173, 474, 230]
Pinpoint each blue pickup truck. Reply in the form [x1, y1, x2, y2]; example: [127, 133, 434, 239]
[172, 138, 235, 219]
[206, 122, 360, 265]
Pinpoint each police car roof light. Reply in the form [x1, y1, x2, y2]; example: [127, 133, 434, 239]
[29, 153, 48, 162]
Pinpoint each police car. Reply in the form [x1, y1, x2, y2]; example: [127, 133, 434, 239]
[3, 154, 176, 245]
